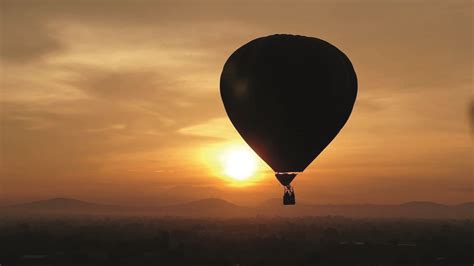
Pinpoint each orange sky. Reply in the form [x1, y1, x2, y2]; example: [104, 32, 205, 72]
[1, 0, 472, 205]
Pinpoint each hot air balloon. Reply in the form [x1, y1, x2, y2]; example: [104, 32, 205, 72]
[220, 34, 357, 205]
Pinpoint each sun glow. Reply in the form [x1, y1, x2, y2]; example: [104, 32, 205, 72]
[222, 148, 257, 180]
[199, 141, 268, 185]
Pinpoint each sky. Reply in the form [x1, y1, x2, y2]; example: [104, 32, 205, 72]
[0, 0, 472, 206]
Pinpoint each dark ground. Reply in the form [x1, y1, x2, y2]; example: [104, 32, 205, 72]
[0, 216, 473, 266]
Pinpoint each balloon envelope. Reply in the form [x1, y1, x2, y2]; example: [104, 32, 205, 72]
[220, 34, 357, 174]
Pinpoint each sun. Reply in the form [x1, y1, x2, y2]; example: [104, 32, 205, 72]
[200, 142, 266, 184]
[222, 148, 257, 181]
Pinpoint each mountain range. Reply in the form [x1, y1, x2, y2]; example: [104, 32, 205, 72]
[2, 197, 473, 219]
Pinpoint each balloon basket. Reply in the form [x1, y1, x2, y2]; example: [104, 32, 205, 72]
[283, 185, 295, 205]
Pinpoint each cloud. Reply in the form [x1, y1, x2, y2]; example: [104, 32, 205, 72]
[0, 63, 225, 187]
[178, 117, 237, 141]
[70, 68, 168, 100]
[1, 1, 63, 63]
[3, 0, 472, 94]
[0, 21, 63, 64]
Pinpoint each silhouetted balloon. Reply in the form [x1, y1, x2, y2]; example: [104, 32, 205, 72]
[220, 34, 357, 203]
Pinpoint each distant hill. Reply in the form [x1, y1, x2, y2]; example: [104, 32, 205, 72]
[12, 197, 101, 209]
[0, 197, 255, 218]
[257, 200, 474, 219]
[455, 202, 474, 208]
[2, 197, 473, 219]
[159, 186, 226, 204]
[159, 198, 255, 217]
[399, 201, 448, 208]
[1, 197, 126, 215]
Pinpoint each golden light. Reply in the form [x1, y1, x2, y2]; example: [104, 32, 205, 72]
[198, 140, 269, 185]
[222, 148, 257, 181]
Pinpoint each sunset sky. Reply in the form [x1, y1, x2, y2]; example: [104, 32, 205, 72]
[1, 0, 472, 206]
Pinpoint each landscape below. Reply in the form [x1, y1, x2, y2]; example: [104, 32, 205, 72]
[1, 197, 473, 219]
[2, 198, 473, 265]
[1, 214, 473, 266]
